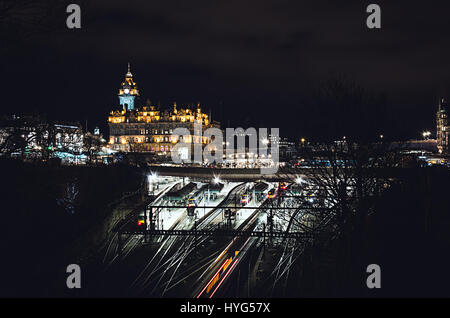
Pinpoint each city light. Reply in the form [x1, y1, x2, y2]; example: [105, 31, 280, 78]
[295, 176, 304, 184]
[4, 1, 450, 301]
[148, 172, 158, 183]
[422, 131, 431, 140]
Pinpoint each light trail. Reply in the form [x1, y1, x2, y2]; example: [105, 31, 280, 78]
[209, 258, 239, 298]
[196, 256, 229, 298]
[196, 236, 252, 298]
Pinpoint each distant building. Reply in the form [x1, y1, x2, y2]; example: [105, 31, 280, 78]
[0, 114, 45, 157]
[0, 114, 85, 163]
[84, 128, 110, 164]
[52, 123, 86, 164]
[54, 123, 84, 153]
[269, 135, 296, 161]
[437, 98, 449, 154]
[107, 64, 220, 157]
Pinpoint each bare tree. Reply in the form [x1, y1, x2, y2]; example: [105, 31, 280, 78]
[266, 77, 396, 295]
[83, 132, 104, 164]
[0, 115, 47, 158]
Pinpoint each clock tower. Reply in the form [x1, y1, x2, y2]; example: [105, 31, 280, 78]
[118, 63, 139, 111]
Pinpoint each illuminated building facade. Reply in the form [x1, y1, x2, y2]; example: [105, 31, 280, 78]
[0, 114, 85, 162]
[437, 98, 449, 154]
[108, 64, 220, 155]
[54, 123, 84, 153]
[269, 135, 296, 161]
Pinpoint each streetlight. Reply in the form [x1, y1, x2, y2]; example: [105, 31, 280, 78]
[295, 177, 304, 184]
[422, 131, 431, 140]
[148, 172, 158, 183]
[213, 176, 221, 184]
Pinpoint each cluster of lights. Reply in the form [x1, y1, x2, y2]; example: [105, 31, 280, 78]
[422, 131, 431, 139]
[295, 176, 304, 184]
[148, 172, 158, 183]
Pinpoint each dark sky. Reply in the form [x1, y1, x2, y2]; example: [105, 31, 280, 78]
[1, 0, 450, 141]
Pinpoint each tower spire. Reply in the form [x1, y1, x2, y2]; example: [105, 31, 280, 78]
[126, 62, 132, 78]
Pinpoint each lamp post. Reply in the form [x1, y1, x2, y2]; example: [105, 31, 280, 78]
[148, 172, 158, 195]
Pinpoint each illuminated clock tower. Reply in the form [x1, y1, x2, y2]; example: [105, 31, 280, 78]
[118, 63, 139, 111]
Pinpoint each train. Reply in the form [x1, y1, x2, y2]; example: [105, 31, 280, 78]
[240, 192, 252, 205]
[253, 182, 269, 201]
[164, 182, 198, 205]
[137, 215, 146, 227]
[189, 185, 207, 203]
[186, 185, 207, 216]
[266, 188, 277, 199]
[241, 182, 271, 205]
[198, 202, 260, 298]
[187, 199, 196, 216]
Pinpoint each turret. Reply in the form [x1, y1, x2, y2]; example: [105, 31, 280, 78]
[118, 63, 139, 111]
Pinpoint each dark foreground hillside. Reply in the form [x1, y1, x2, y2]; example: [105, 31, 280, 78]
[0, 159, 449, 297]
[0, 160, 143, 297]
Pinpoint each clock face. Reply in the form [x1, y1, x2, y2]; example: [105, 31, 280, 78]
[124, 88, 130, 94]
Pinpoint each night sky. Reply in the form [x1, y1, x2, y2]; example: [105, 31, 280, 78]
[1, 0, 450, 141]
